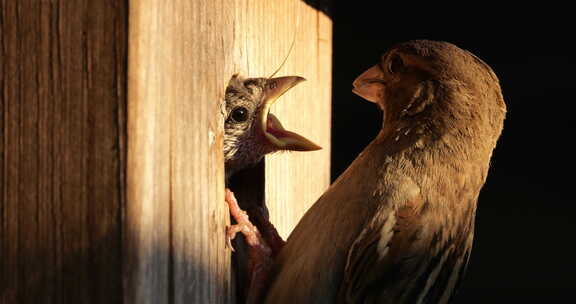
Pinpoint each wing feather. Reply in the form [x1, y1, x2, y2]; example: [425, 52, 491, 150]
[339, 197, 475, 304]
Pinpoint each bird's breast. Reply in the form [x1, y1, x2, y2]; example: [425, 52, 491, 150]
[265, 141, 392, 303]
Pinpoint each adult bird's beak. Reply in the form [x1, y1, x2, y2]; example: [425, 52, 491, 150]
[259, 76, 321, 151]
[352, 64, 384, 103]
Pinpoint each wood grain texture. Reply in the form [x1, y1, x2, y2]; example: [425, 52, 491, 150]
[0, 1, 127, 303]
[1, 0, 330, 303]
[126, 1, 232, 303]
[231, 0, 332, 239]
[127, 0, 331, 303]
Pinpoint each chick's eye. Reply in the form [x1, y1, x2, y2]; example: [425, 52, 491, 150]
[231, 107, 249, 122]
[388, 55, 405, 74]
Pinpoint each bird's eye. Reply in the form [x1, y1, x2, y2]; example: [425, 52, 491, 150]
[231, 107, 249, 122]
[388, 55, 405, 74]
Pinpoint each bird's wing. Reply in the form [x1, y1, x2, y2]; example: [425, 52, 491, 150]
[339, 197, 474, 304]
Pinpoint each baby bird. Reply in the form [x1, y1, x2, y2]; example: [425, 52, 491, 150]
[224, 74, 320, 180]
[222, 74, 321, 303]
[261, 40, 506, 303]
[223, 73, 320, 249]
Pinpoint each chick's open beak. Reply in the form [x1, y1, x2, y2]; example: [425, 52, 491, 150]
[259, 76, 321, 151]
[352, 64, 384, 103]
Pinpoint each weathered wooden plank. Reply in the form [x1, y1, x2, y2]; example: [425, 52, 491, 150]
[170, 1, 232, 303]
[126, 0, 232, 303]
[228, 2, 332, 302]
[0, 1, 127, 303]
[124, 0, 172, 302]
[127, 0, 331, 303]
[230, 0, 332, 239]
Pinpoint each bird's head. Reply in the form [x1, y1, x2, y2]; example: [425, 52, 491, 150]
[353, 40, 506, 146]
[224, 74, 321, 178]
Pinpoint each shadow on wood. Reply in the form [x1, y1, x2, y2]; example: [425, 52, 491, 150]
[228, 161, 265, 303]
[1, 1, 127, 303]
[1, 1, 331, 303]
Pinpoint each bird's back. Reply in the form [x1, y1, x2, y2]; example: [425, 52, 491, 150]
[264, 135, 484, 304]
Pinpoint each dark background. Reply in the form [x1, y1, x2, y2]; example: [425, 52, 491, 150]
[329, 3, 576, 303]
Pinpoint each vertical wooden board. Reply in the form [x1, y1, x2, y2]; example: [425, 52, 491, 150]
[1, 2, 22, 301]
[82, 1, 127, 302]
[232, 0, 332, 239]
[170, 1, 232, 303]
[1, 1, 127, 303]
[125, 1, 172, 303]
[126, 0, 232, 303]
[127, 0, 331, 303]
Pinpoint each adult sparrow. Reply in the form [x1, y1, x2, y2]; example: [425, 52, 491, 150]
[262, 40, 506, 303]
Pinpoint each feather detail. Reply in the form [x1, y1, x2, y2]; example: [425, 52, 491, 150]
[262, 40, 505, 304]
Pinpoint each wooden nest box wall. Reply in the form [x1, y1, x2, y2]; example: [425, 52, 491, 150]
[1, 1, 331, 303]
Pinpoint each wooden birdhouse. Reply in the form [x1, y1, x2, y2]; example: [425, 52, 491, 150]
[0, 1, 331, 303]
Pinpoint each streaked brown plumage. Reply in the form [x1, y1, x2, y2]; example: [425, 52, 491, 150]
[262, 40, 506, 303]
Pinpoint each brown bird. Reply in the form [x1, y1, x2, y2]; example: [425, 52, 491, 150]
[224, 74, 321, 181]
[255, 40, 507, 303]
